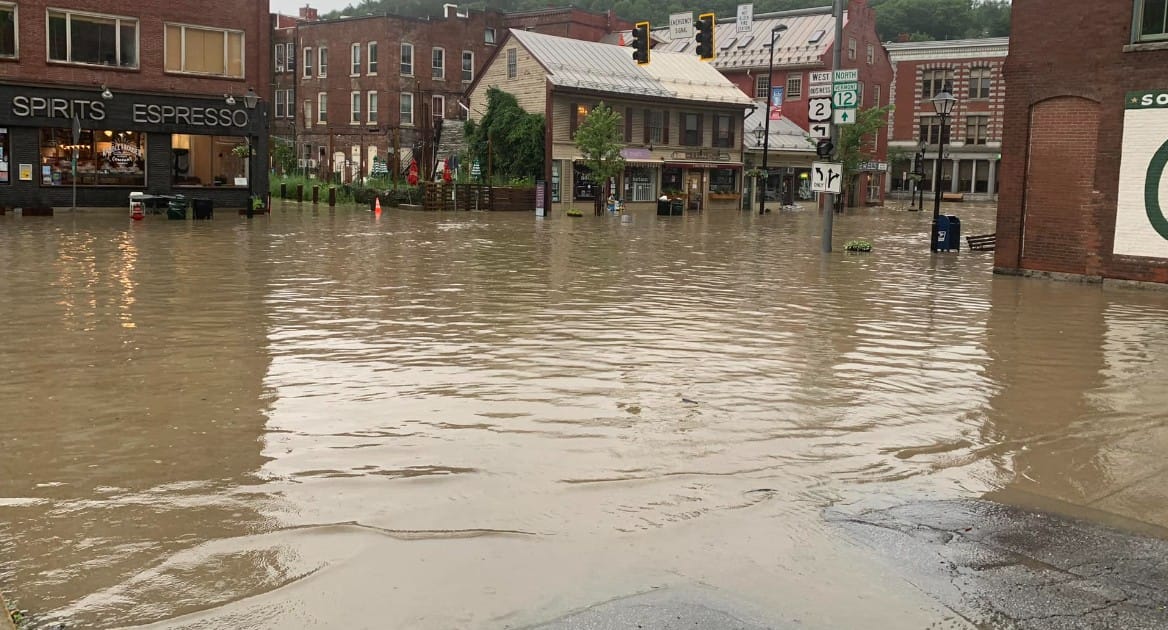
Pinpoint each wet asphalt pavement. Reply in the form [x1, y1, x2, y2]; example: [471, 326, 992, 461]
[533, 500, 1168, 630]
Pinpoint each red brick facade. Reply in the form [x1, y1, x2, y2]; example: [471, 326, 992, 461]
[884, 38, 1007, 201]
[504, 7, 632, 42]
[996, 1, 1168, 283]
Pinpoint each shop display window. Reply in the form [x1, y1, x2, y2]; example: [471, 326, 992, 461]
[0, 127, 9, 184]
[39, 128, 146, 187]
[172, 134, 249, 187]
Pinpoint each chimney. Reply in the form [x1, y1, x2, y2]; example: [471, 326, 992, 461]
[897, 32, 911, 42]
[299, 5, 318, 21]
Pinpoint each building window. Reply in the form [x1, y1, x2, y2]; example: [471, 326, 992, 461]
[284, 89, 293, 118]
[367, 91, 378, 123]
[0, 3, 16, 59]
[368, 42, 377, 74]
[847, 37, 856, 60]
[710, 168, 737, 194]
[172, 134, 248, 187]
[39, 128, 146, 187]
[919, 115, 950, 144]
[49, 10, 139, 68]
[506, 48, 517, 78]
[1138, 0, 1168, 41]
[275, 89, 287, 118]
[867, 173, 880, 201]
[571, 103, 591, 138]
[275, 42, 285, 71]
[351, 91, 361, 124]
[164, 24, 242, 77]
[623, 166, 658, 202]
[0, 127, 9, 183]
[786, 75, 802, 100]
[303, 100, 312, 127]
[969, 67, 991, 99]
[648, 110, 663, 143]
[432, 94, 445, 119]
[400, 42, 413, 75]
[755, 74, 770, 99]
[432, 47, 444, 79]
[303, 47, 313, 77]
[974, 159, 990, 192]
[318, 92, 327, 124]
[401, 92, 414, 126]
[921, 68, 952, 98]
[462, 50, 473, 82]
[713, 114, 733, 148]
[682, 113, 701, 146]
[874, 84, 881, 107]
[351, 43, 360, 75]
[866, 43, 874, 64]
[318, 46, 327, 77]
[485, 28, 496, 44]
[965, 115, 989, 145]
[285, 43, 294, 72]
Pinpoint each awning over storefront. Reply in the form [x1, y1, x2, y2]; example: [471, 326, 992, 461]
[569, 156, 662, 165]
[663, 161, 744, 169]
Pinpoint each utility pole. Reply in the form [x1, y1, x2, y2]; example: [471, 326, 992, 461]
[823, 0, 843, 253]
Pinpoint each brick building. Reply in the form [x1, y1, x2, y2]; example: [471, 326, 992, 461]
[0, 0, 270, 210]
[996, 1, 1168, 284]
[280, 5, 626, 183]
[654, 0, 892, 206]
[270, 10, 303, 157]
[884, 37, 1007, 202]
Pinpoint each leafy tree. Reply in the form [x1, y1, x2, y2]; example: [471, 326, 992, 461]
[574, 103, 625, 215]
[270, 139, 297, 175]
[835, 104, 893, 207]
[463, 87, 545, 183]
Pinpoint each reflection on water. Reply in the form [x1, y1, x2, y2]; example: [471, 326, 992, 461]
[1, 204, 1166, 628]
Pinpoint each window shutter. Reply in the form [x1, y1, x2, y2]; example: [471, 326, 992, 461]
[625, 107, 632, 142]
[643, 109, 650, 144]
[697, 114, 704, 146]
[570, 102, 578, 138]
[663, 111, 670, 144]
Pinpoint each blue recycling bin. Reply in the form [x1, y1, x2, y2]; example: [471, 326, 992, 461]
[946, 215, 961, 251]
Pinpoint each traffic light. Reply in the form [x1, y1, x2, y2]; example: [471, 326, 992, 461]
[632, 21, 650, 65]
[695, 13, 715, 61]
[816, 138, 835, 159]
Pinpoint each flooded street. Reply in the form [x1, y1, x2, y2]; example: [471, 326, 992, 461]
[2, 203, 1168, 629]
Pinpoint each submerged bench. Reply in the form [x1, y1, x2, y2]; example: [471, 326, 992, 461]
[966, 233, 996, 251]
[941, 192, 965, 202]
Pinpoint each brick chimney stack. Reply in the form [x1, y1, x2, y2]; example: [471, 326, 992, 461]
[299, 5, 318, 20]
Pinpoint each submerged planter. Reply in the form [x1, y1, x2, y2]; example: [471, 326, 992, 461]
[566, 208, 583, 217]
[845, 239, 872, 252]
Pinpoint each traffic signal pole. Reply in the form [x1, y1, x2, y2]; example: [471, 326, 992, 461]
[823, 0, 843, 253]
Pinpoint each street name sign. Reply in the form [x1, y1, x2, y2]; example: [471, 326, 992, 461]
[811, 161, 843, 194]
[809, 122, 831, 139]
[808, 97, 832, 122]
[833, 108, 857, 124]
[670, 12, 694, 40]
[809, 71, 832, 85]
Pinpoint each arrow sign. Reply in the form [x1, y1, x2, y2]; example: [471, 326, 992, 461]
[809, 122, 831, 139]
[810, 161, 843, 194]
[834, 107, 856, 124]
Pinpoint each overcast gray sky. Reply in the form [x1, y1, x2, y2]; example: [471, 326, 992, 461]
[271, 0, 354, 16]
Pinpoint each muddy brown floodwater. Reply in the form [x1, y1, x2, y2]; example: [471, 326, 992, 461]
[1, 203, 1167, 629]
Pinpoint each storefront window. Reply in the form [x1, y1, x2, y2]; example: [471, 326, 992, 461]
[172, 134, 249, 187]
[662, 167, 683, 196]
[39, 128, 146, 187]
[0, 127, 9, 184]
[710, 168, 737, 194]
[974, 159, 990, 193]
[573, 163, 597, 201]
[623, 166, 657, 202]
[48, 10, 139, 68]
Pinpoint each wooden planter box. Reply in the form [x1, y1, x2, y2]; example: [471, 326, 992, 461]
[709, 193, 740, 201]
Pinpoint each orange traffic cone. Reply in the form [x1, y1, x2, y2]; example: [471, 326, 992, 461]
[374, 196, 382, 213]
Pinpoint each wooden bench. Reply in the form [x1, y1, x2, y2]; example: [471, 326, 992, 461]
[941, 192, 965, 202]
[966, 233, 996, 251]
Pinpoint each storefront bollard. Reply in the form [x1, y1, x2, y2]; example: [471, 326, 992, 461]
[328, 186, 336, 207]
[280, 183, 287, 199]
[297, 184, 304, 203]
[312, 185, 319, 204]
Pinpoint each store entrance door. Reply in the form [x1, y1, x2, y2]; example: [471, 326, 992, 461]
[686, 170, 704, 211]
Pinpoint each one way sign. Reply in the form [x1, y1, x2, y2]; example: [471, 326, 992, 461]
[810, 161, 843, 194]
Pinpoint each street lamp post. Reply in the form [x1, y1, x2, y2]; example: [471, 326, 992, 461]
[759, 24, 788, 215]
[929, 84, 956, 251]
[242, 88, 260, 217]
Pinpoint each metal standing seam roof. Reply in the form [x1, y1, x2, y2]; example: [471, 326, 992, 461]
[653, 12, 848, 70]
[743, 106, 814, 152]
[509, 29, 753, 107]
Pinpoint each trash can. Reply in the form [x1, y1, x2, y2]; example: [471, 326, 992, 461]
[192, 198, 213, 220]
[933, 215, 950, 251]
[166, 195, 188, 220]
[657, 198, 671, 215]
[945, 215, 961, 251]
